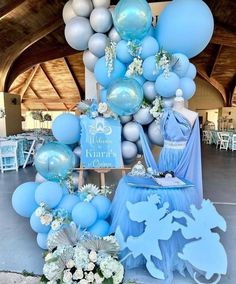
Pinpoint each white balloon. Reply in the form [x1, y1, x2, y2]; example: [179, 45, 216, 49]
[63, 0, 77, 24]
[92, 0, 110, 8]
[90, 7, 112, 33]
[108, 27, 121, 43]
[72, 0, 93, 17]
[83, 50, 98, 72]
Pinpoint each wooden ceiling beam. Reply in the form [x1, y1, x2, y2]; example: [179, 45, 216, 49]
[0, 0, 26, 19]
[211, 24, 236, 48]
[22, 98, 81, 104]
[208, 45, 222, 78]
[29, 85, 49, 111]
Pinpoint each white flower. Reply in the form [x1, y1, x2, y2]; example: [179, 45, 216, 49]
[86, 271, 94, 282]
[63, 269, 73, 283]
[98, 103, 108, 114]
[41, 213, 53, 225]
[35, 206, 44, 217]
[86, 262, 95, 271]
[74, 245, 89, 269]
[100, 257, 124, 283]
[43, 262, 61, 281]
[94, 273, 104, 284]
[66, 259, 75, 269]
[73, 268, 84, 280]
[45, 253, 54, 262]
[89, 250, 97, 262]
[51, 220, 62, 231]
[79, 280, 89, 284]
[91, 111, 98, 118]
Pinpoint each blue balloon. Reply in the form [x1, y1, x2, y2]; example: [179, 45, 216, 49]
[30, 211, 51, 234]
[37, 233, 48, 250]
[58, 194, 80, 214]
[140, 36, 159, 60]
[94, 57, 126, 87]
[155, 72, 180, 98]
[184, 63, 197, 79]
[52, 113, 81, 144]
[72, 202, 97, 228]
[179, 77, 196, 100]
[35, 142, 75, 182]
[143, 56, 162, 82]
[113, 0, 152, 41]
[116, 40, 133, 64]
[127, 74, 146, 86]
[99, 88, 107, 103]
[147, 25, 155, 37]
[12, 182, 38, 218]
[155, 0, 214, 58]
[107, 78, 144, 116]
[171, 53, 189, 77]
[35, 181, 63, 208]
[88, 220, 110, 237]
[91, 195, 111, 219]
[143, 81, 158, 102]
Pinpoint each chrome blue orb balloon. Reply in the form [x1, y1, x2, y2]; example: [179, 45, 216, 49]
[107, 78, 144, 116]
[113, 0, 152, 41]
[35, 142, 75, 182]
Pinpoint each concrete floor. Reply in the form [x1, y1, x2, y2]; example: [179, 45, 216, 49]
[0, 144, 236, 283]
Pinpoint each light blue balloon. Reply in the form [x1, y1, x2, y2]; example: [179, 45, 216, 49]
[30, 211, 51, 234]
[94, 56, 126, 87]
[147, 25, 155, 37]
[143, 56, 161, 82]
[180, 77, 196, 100]
[12, 182, 39, 218]
[37, 233, 48, 250]
[113, 0, 152, 41]
[35, 142, 75, 182]
[155, 0, 214, 58]
[107, 78, 144, 116]
[72, 202, 98, 228]
[35, 181, 63, 209]
[155, 72, 180, 98]
[140, 36, 159, 60]
[143, 81, 157, 102]
[116, 40, 133, 64]
[185, 63, 197, 79]
[99, 88, 107, 103]
[52, 113, 81, 145]
[91, 195, 111, 219]
[171, 53, 190, 77]
[126, 74, 146, 86]
[58, 194, 80, 214]
[88, 220, 110, 237]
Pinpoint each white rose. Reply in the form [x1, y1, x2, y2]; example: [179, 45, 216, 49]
[63, 270, 73, 283]
[35, 207, 44, 217]
[98, 103, 108, 114]
[89, 251, 97, 262]
[94, 273, 104, 284]
[66, 259, 75, 269]
[41, 213, 53, 225]
[86, 262, 95, 271]
[79, 280, 88, 284]
[73, 268, 84, 280]
[51, 220, 62, 231]
[86, 271, 94, 282]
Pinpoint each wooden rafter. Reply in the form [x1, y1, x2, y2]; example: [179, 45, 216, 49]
[208, 45, 222, 78]
[0, 0, 25, 19]
[29, 85, 49, 111]
[211, 24, 236, 48]
[9, 84, 24, 94]
[22, 98, 81, 104]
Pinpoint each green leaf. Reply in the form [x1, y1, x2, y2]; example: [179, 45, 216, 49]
[102, 277, 113, 284]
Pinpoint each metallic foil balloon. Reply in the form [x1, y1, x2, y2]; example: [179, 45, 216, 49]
[72, 0, 93, 17]
[88, 33, 109, 58]
[119, 115, 133, 124]
[122, 141, 138, 160]
[107, 78, 144, 116]
[90, 7, 112, 33]
[133, 107, 154, 125]
[83, 50, 98, 72]
[92, 0, 110, 8]
[63, 0, 77, 24]
[113, 0, 152, 41]
[143, 81, 157, 102]
[65, 16, 94, 51]
[108, 27, 121, 43]
[123, 121, 140, 142]
[148, 121, 164, 146]
[35, 142, 75, 182]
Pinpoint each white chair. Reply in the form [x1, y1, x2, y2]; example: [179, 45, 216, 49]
[219, 133, 230, 151]
[23, 137, 45, 168]
[231, 134, 236, 151]
[216, 132, 222, 149]
[0, 141, 19, 173]
[202, 130, 208, 143]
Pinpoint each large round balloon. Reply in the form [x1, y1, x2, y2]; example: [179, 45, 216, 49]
[143, 56, 161, 82]
[52, 113, 81, 144]
[72, 202, 98, 228]
[58, 194, 80, 214]
[107, 78, 144, 116]
[140, 36, 159, 60]
[116, 40, 133, 64]
[72, 0, 93, 17]
[122, 141, 138, 160]
[35, 181, 63, 208]
[155, 0, 214, 58]
[90, 7, 112, 33]
[83, 50, 98, 72]
[143, 81, 157, 102]
[30, 211, 51, 234]
[88, 33, 109, 58]
[35, 142, 75, 182]
[65, 16, 94, 51]
[113, 0, 152, 41]
[123, 121, 140, 142]
[63, 0, 77, 24]
[91, 195, 111, 219]
[88, 220, 110, 237]
[94, 57, 126, 88]
[12, 182, 39, 218]
[155, 72, 180, 98]
[179, 77, 196, 100]
[37, 233, 48, 250]
[148, 121, 164, 146]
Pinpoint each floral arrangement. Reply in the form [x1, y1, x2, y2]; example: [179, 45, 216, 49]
[127, 41, 142, 57]
[79, 184, 112, 203]
[149, 97, 164, 121]
[155, 49, 172, 78]
[105, 41, 117, 77]
[41, 223, 124, 284]
[126, 57, 143, 77]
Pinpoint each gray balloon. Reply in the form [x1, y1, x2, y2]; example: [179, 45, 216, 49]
[123, 157, 136, 165]
[88, 33, 109, 58]
[123, 121, 140, 142]
[92, 0, 110, 8]
[63, 0, 77, 24]
[35, 172, 47, 183]
[133, 107, 154, 125]
[73, 146, 82, 159]
[163, 97, 174, 108]
[122, 141, 138, 160]
[108, 27, 121, 43]
[83, 50, 98, 72]
[119, 115, 133, 124]
[72, 0, 93, 17]
[65, 16, 94, 51]
[148, 121, 164, 146]
[143, 81, 157, 102]
[90, 7, 112, 33]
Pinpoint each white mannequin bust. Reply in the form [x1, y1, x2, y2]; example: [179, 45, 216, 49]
[172, 89, 198, 127]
